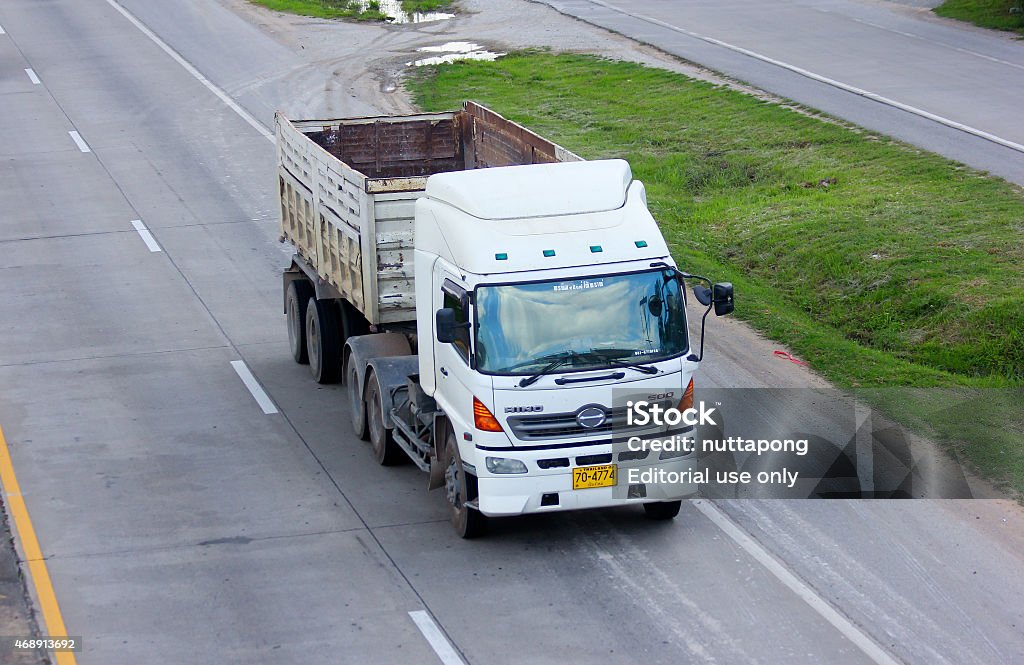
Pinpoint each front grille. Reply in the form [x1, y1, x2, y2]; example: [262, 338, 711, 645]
[506, 400, 672, 441]
[507, 406, 626, 440]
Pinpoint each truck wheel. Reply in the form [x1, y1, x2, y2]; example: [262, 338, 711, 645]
[366, 374, 404, 466]
[286, 280, 313, 364]
[444, 430, 486, 538]
[346, 359, 369, 441]
[306, 297, 341, 384]
[643, 500, 682, 521]
[340, 300, 370, 341]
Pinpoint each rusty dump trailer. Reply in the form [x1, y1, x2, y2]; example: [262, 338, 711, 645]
[276, 101, 581, 329]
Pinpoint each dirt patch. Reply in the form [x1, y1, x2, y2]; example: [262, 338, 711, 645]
[222, 0, 741, 116]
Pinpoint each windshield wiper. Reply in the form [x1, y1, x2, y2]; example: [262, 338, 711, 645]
[585, 349, 659, 374]
[514, 349, 658, 387]
[601, 356, 659, 375]
[517, 351, 579, 387]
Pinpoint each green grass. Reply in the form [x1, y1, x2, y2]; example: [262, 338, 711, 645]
[248, 0, 452, 20]
[248, 0, 386, 21]
[401, 0, 454, 12]
[935, 1, 1024, 34]
[406, 52, 1024, 495]
[864, 387, 1024, 497]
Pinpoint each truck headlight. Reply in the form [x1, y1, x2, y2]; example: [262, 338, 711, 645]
[485, 457, 528, 474]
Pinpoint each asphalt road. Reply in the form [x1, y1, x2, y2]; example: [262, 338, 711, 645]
[0, 1, 1022, 664]
[533, 0, 1024, 185]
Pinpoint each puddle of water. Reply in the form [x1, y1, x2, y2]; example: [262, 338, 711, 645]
[417, 41, 482, 53]
[407, 41, 505, 67]
[357, 0, 455, 24]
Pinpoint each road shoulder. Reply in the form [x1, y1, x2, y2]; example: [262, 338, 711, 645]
[0, 497, 47, 665]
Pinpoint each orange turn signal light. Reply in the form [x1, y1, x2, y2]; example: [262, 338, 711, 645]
[678, 378, 694, 413]
[473, 397, 504, 432]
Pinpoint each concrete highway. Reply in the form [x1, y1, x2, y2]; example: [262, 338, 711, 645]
[534, 0, 1024, 185]
[0, 1, 1021, 664]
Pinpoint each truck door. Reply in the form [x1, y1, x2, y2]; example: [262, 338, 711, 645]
[434, 274, 476, 434]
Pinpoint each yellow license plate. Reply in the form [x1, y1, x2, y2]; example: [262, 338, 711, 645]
[572, 464, 617, 490]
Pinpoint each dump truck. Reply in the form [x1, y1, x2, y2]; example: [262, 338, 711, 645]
[277, 102, 734, 537]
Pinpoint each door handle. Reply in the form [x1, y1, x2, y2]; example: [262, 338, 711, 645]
[439, 367, 448, 377]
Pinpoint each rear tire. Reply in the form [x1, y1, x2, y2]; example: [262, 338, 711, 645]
[366, 374, 404, 465]
[306, 297, 341, 384]
[643, 500, 682, 521]
[346, 358, 369, 441]
[445, 429, 487, 538]
[286, 280, 313, 364]
[340, 300, 370, 341]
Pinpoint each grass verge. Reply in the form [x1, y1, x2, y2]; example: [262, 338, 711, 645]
[935, 1, 1024, 35]
[401, 0, 454, 11]
[248, 0, 386, 20]
[406, 52, 1024, 496]
[248, 0, 452, 20]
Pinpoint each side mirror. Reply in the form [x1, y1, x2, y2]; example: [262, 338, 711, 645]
[436, 308, 458, 344]
[693, 285, 713, 306]
[713, 283, 734, 316]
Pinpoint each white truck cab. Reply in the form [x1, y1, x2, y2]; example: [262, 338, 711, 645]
[416, 159, 706, 525]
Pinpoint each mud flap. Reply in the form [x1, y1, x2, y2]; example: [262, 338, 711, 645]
[428, 455, 445, 491]
[427, 414, 447, 491]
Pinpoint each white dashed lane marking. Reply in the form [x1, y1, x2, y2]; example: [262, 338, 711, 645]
[68, 131, 91, 153]
[130, 220, 162, 253]
[230, 360, 278, 415]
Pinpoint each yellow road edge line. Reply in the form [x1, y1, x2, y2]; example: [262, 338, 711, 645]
[0, 424, 78, 665]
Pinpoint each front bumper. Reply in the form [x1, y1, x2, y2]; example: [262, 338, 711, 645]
[476, 456, 698, 516]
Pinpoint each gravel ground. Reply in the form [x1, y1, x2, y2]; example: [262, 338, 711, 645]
[223, 0, 740, 116]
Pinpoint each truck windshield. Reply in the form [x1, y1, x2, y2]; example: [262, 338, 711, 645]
[474, 269, 688, 375]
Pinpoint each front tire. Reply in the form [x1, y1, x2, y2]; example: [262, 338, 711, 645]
[444, 429, 486, 538]
[643, 500, 682, 521]
[366, 373, 404, 466]
[306, 297, 341, 384]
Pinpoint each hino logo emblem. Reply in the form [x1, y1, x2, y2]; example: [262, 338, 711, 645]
[505, 405, 544, 413]
[576, 406, 607, 429]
